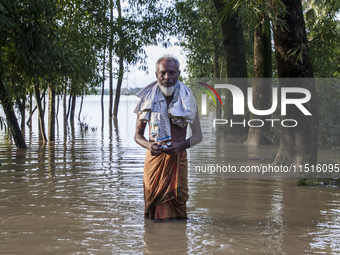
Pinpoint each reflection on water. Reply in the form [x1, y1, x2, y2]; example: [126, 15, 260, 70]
[1, 95, 340, 254]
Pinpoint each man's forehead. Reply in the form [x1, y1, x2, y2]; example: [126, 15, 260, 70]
[158, 59, 178, 70]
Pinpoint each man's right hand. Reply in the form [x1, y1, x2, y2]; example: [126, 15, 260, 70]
[149, 142, 163, 156]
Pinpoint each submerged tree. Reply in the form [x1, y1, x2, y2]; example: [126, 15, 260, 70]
[218, 0, 288, 144]
[213, 0, 249, 135]
[305, 0, 340, 147]
[271, 0, 319, 166]
[0, 0, 103, 145]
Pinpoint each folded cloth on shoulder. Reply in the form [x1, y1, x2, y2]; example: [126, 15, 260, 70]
[134, 81, 197, 142]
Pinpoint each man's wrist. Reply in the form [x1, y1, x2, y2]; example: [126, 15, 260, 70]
[148, 141, 156, 151]
[179, 140, 189, 151]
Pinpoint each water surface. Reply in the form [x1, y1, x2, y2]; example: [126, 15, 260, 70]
[1, 95, 340, 254]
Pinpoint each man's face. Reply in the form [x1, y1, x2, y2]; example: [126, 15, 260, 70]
[156, 59, 181, 88]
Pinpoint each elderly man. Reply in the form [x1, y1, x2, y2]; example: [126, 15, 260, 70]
[134, 55, 202, 222]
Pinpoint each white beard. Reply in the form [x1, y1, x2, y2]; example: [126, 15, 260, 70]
[158, 83, 176, 96]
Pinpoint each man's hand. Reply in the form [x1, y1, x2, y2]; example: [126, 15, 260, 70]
[149, 142, 163, 156]
[162, 142, 183, 156]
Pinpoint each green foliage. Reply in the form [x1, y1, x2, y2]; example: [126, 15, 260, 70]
[175, 0, 284, 80]
[0, 0, 16, 29]
[303, 0, 340, 147]
[288, 44, 307, 64]
[175, 0, 226, 79]
[305, 0, 340, 78]
[0, 0, 178, 141]
[1, 0, 104, 102]
[218, 0, 288, 35]
[306, 8, 317, 20]
[106, 0, 175, 75]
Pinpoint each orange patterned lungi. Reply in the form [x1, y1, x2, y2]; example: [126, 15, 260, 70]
[143, 150, 188, 222]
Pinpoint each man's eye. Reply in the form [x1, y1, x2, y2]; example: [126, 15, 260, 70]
[169, 71, 176, 75]
[161, 72, 166, 76]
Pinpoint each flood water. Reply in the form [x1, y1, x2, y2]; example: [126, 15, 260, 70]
[1, 95, 340, 254]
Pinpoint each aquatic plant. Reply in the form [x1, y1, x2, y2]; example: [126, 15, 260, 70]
[77, 115, 97, 133]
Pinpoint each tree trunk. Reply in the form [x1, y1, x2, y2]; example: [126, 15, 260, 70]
[245, 24, 272, 145]
[101, 47, 106, 122]
[26, 105, 37, 127]
[70, 95, 76, 122]
[63, 81, 67, 138]
[56, 95, 60, 138]
[78, 90, 84, 121]
[109, 0, 114, 118]
[113, 57, 124, 118]
[27, 92, 33, 128]
[67, 92, 72, 120]
[109, 49, 113, 118]
[33, 82, 47, 142]
[48, 85, 56, 141]
[43, 89, 46, 116]
[56, 95, 60, 119]
[0, 79, 27, 148]
[112, 0, 124, 119]
[271, 0, 319, 166]
[213, 0, 248, 135]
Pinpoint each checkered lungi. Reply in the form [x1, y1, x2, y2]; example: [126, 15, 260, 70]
[143, 150, 188, 222]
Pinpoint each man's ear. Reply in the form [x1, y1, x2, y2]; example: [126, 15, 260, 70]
[178, 70, 181, 76]
[155, 71, 158, 78]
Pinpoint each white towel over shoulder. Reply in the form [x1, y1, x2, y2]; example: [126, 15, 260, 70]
[134, 81, 197, 142]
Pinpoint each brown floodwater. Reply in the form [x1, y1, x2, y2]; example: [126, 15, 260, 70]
[1, 95, 340, 254]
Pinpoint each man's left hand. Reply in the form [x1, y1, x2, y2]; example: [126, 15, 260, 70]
[162, 142, 183, 156]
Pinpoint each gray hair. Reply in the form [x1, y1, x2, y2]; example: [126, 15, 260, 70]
[155, 54, 180, 71]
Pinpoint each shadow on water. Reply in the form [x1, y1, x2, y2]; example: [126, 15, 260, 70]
[1, 95, 340, 254]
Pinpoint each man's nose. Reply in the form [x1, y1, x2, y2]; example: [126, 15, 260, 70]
[164, 72, 170, 79]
